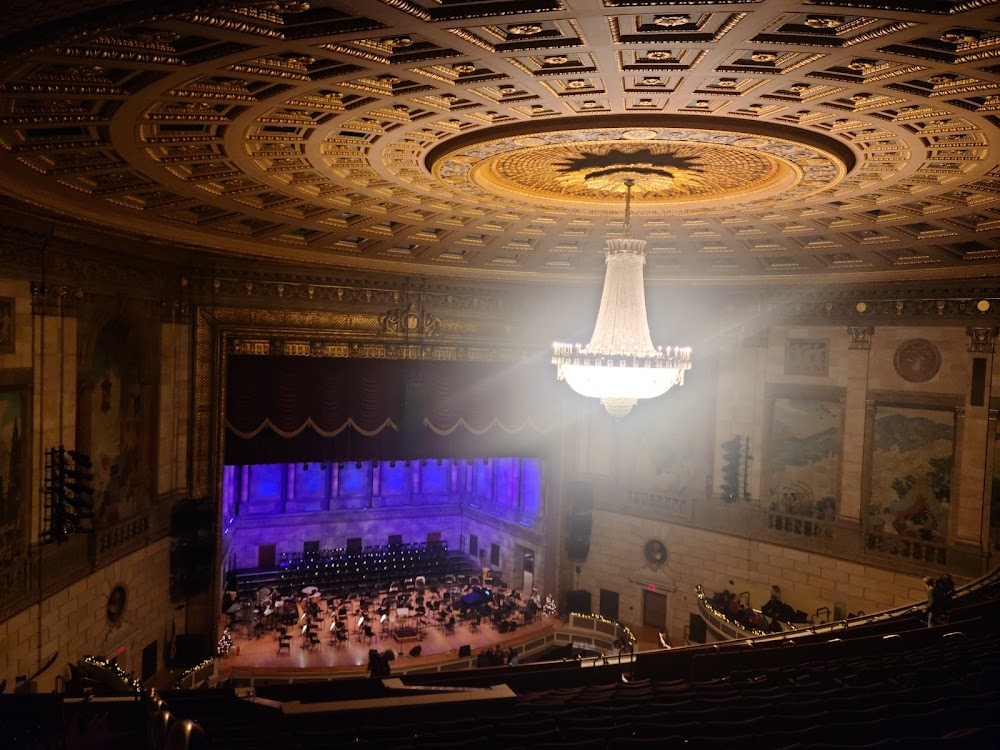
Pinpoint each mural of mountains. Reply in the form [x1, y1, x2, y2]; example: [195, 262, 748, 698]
[769, 426, 839, 469]
[875, 412, 953, 452]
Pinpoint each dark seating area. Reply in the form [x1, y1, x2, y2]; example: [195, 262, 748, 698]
[7, 572, 998, 750]
[136, 573, 1000, 750]
[234, 541, 480, 597]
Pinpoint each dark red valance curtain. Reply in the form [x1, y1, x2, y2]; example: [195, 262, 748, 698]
[225, 356, 404, 463]
[224, 354, 563, 464]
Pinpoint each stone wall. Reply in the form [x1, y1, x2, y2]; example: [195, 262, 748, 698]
[579, 509, 926, 644]
[0, 536, 174, 693]
[226, 508, 465, 570]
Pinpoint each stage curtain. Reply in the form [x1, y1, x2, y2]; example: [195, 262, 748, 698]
[414, 357, 558, 457]
[224, 355, 562, 464]
[225, 356, 403, 463]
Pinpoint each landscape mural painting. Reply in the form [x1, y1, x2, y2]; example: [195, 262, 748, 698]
[91, 332, 124, 526]
[615, 376, 709, 500]
[766, 397, 842, 520]
[870, 405, 954, 543]
[0, 385, 27, 600]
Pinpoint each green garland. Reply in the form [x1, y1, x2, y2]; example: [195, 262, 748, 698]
[177, 658, 215, 687]
[567, 611, 636, 648]
[81, 654, 142, 695]
[695, 585, 769, 638]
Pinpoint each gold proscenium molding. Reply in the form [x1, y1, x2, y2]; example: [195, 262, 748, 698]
[379, 303, 441, 337]
[191, 299, 528, 498]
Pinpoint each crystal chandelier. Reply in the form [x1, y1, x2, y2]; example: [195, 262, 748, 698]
[553, 179, 691, 418]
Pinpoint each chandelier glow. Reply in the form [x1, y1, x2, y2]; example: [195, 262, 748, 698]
[553, 180, 691, 418]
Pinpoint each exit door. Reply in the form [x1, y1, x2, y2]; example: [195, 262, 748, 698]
[643, 588, 668, 629]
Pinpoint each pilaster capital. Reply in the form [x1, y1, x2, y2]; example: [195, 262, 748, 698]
[966, 326, 998, 353]
[30, 282, 83, 317]
[847, 326, 874, 350]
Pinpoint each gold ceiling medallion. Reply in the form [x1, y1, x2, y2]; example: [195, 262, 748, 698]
[434, 128, 846, 212]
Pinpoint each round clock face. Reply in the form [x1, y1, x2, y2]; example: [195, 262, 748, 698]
[107, 585, 127, 624]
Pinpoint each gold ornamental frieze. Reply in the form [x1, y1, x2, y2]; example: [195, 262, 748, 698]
[226, 335, 525, 364]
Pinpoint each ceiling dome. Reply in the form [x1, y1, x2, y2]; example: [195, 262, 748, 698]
[0, 0, 997, 282]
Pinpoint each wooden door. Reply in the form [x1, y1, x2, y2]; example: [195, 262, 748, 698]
[258, 543, 276, 569]
[643, 588, 668, 629]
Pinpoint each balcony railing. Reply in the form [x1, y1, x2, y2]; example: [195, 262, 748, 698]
[591, 481, 990, 578]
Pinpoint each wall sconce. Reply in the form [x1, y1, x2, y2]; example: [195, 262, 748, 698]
[355, 461, 362, 469]
[389, 460, 396, 468]
[338, 462, 345, 469]
[302, 463, 309, 470]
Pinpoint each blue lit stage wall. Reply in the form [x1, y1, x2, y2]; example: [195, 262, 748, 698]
[221, 457, 544, 568]
[224, 356, 563, 465]
[223, 457, 542, 520]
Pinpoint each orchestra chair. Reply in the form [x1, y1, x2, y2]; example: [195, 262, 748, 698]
[361, 625, 376, 644]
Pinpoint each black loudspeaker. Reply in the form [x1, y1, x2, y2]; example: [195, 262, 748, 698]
[566, 481, 594, 561]
[408, 645, 422, 657]
[565, 589, 592, 615]
[458, 644, 472, 658]
[566, 514, 592, 561]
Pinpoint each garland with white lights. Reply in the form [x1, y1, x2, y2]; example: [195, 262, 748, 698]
[81, 655, 142, 695]
[567, 611, 636, 648]
[695, 585, 769, 638]
[177, 658, 215, 688]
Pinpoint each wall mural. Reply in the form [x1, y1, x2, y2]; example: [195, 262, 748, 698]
[0, 384, 27, 599]
[766, 397, 842, 520]
[614, 378, 708, 498]
[870, 405, 954, 543]
[86, 320, 154, 527]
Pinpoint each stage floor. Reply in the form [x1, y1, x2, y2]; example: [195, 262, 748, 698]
[216, 589, 560, 678]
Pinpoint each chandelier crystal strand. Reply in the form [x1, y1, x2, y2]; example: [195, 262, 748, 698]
[553, 179, 692, 417]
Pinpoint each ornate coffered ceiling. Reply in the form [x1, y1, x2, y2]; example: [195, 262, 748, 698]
[0, 0, 998, 283]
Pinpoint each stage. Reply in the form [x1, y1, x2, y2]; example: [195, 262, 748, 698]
[214, 587, 559, 680]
